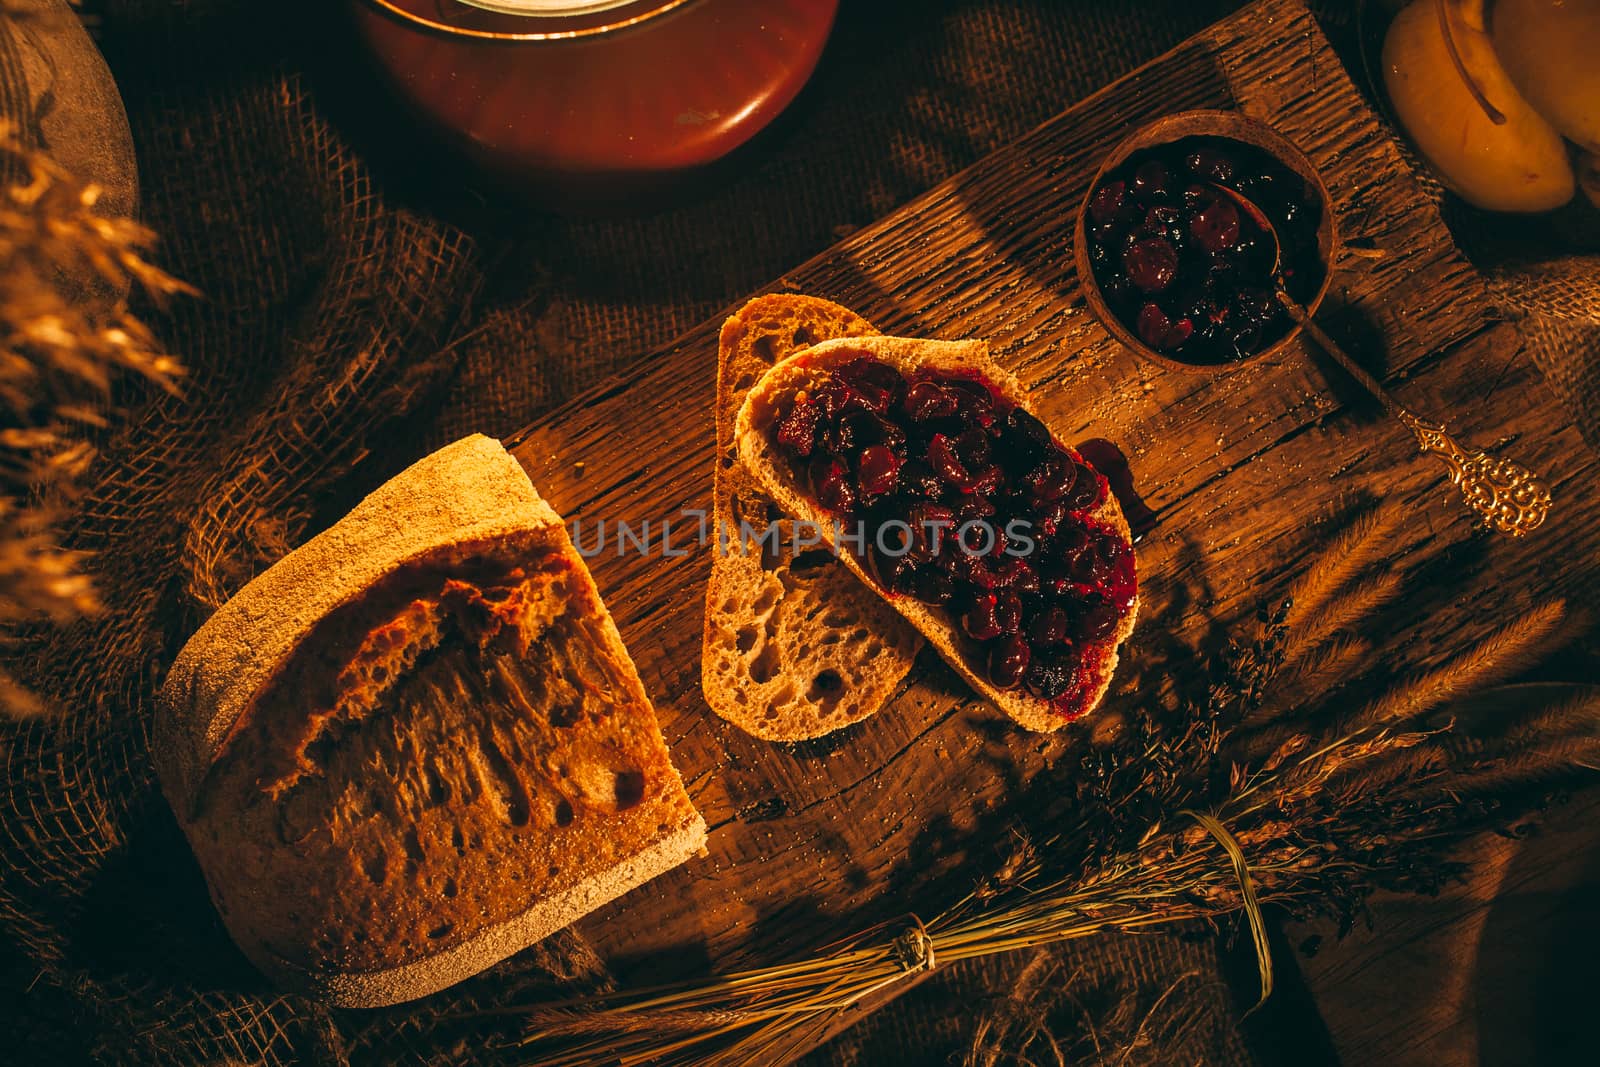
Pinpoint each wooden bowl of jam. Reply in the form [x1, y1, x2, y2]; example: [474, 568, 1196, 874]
[351, 0, 839, 210]
[1072, 110, 1336, 372]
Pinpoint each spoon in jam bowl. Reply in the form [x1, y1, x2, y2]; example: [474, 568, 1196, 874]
[1076, 111, 1550, 537]
[1211, 180, 1552, 538]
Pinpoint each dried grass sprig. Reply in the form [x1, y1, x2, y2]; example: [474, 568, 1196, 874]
[964, 962, 1214, 1067]
[1262, 634, 1369, 713]
[1428, 739, 1600, 800]
[1282, 500, 1404, 633]
[0, 127, 188, 716]
[1330, 744, 1448, 805]
[1498, 690, 1600, 752]
[495, 705, 1556, 1062]
[1345, 601, 1566, 732]
[1291, 571, 1403, 658]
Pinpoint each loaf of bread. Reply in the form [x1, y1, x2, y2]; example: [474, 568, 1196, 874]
[702, 295, 923, 740]
[736, 336, 1139, 732]
[155, 434, 705, 1007]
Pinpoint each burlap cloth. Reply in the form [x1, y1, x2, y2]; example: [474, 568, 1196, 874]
[4, 0, 1594, 1063]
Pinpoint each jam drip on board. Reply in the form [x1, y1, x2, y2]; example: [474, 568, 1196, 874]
[1074, 438, 1156, 542]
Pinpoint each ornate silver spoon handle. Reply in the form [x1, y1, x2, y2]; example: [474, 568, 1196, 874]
[1281, 297, 1552, 538]
[1391, 408, 1552, 537]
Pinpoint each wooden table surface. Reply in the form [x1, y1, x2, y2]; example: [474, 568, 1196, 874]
[1274, 789, 1600, 1067]
[503, 0, 1600, 1058]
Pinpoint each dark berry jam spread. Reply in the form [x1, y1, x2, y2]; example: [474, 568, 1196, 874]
[770, 354, 1136, 718]
[1085, 135, 1324, 365]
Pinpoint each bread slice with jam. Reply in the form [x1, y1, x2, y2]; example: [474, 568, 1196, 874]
[736, 336, 1138, 732]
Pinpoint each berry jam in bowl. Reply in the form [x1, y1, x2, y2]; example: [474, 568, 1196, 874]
[1073, 110, 1335, 371]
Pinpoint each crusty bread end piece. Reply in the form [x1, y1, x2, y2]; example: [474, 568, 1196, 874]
[157, 434, 565, 810]
[156, 434, 705, 1007]
[702, 296, 922, 740]
[735, 337, 1139, 733]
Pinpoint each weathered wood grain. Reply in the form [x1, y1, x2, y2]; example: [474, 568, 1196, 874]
[1286, 790, 1600, 1067]
[503, 0, 1598, 1035]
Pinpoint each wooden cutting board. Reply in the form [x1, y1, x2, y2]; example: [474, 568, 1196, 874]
[506, 0, 1597, 1014]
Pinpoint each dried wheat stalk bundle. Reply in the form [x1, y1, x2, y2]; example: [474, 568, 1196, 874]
[452, 501, 1595, 1066]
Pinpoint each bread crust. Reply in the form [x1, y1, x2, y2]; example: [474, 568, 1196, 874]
[155, 434, 706, 1006]
[734, 337, 1139, 732]
[247, 822, 705, 1008]
[156, 435, 564, 812]
[702, 296, 922, 740]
